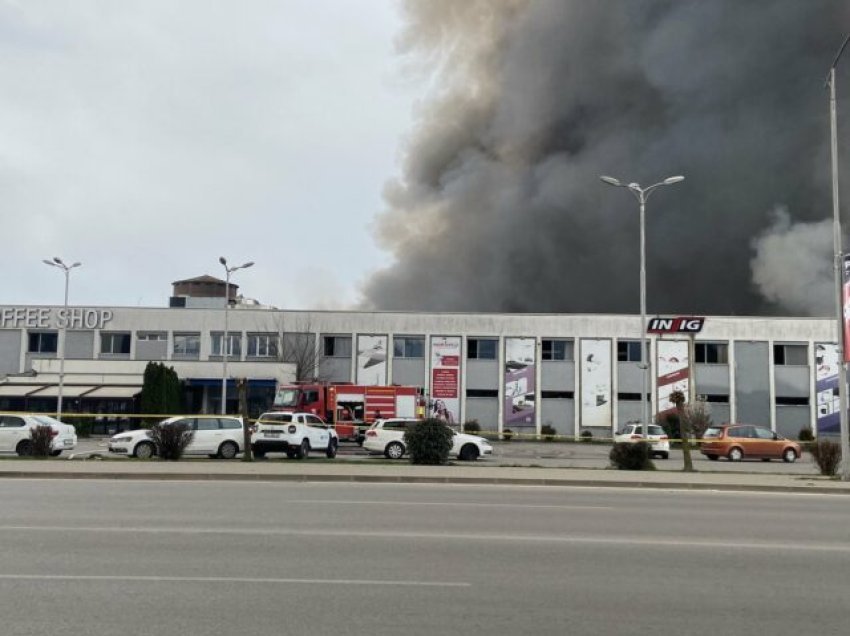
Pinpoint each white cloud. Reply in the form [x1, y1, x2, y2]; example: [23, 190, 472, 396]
[0, 0, 413, 308]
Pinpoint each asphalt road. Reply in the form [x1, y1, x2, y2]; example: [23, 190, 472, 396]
[1, 480, 848, 635]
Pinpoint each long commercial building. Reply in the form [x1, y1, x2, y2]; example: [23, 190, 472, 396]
[0, 287, 840, 438]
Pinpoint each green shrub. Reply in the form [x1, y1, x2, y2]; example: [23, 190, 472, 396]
[809, 439, 841, 476]
[541, 424, 556, 441]
[463, 420, 481, 434]
[30, 425, 54, 457]
[403, 419, 453, 465]
[72, 418, 94, 439]
[798, 427, 815, 442]
[502, 428, 514, 441]
[580, 430, 593, 443]
[149, 421, 194, 461]
[609, 441, 655, 470]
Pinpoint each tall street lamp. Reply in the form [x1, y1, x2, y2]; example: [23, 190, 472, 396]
[219, 257, 253, 414]
[42, 257, 82, 420]
[599, 175, 685, 437]
[826, 33, 850, 480]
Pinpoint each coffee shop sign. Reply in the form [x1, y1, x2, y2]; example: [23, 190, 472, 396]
[0, 307, 114, 329]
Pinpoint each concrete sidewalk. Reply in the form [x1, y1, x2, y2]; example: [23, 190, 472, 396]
[0, 458, 847, 494]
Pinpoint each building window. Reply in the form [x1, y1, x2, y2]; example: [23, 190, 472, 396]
[101, 332, 131, 355]
[466, 389, 498, 398]
[776, 396, 809, 406]
[248, 334, 279, 357]
[323, 336, 352, 357]
[467, 338, 497, 360]
[174, 333, 200, 356]
[701, 394, 729, 403]
[695, 343, 728, 364]
[137, 332, 166, 341]
[28, 332, 58, 353]
[541, 390, 574, 399]
[393, 336, 425, 359]
[542, 339, 573, 361]
[617, 340, 643, 362]
[774, 344, 807, 366]
[211, 332, 242, 357]
[617, 392, 648, 401]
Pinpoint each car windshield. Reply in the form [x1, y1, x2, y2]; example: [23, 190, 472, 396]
[703, 427, 723, 438]
[259, 413, 292, 423]
[647, 425, 665, 436]
[273, 389, 299, 408]
[33, 415, 61, 427]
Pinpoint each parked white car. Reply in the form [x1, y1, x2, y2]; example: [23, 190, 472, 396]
[363, 418, 493, 461]
[613, 423, 670, 459]
[107, 416, 245, 459]
[251, 412, 338, 459]
[0, 413, 77, 457]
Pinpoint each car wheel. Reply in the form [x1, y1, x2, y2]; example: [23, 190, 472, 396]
[706, 454, 719, 461]
[134, 441, 155, 459]
[285, 449, 296, 459]
[294, 439, 309, 460]
[459, 444, 479, 462]
[727, 447, 744, 462]
[761, 458, 771, 462]
[326, 439, 338, 459]
[217, 441, 238, 460]
[50, 450, 62, 457]
[782, 448, 798, 463]
[384, 441, 405, 460]
[660, 451, 669, 460]
[253, 450, 266, 459]
[16, 440, 33, 457]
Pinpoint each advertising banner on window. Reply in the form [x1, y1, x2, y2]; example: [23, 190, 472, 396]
[657, 340, 690, 414]
[580, 339, 612, 428]
[844, 257, 850, 363]
[816, 342, 841, 435]
[356, 335, 387, 386]
[504, 338, 536, 428]
[430, 336, 461, 424]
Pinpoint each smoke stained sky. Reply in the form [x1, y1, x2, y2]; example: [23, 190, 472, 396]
[364, 0, 850, 316]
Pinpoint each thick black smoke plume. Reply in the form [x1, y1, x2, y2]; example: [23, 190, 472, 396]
[363, 0, 850, 316]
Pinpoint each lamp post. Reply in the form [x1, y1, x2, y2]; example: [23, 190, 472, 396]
[219, 257, 253, 414]
[42, 257, 81, 420]
[599, 175, 685, 437]
[826, 34, 850, 481]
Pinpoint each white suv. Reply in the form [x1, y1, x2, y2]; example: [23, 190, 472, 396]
[613, 423, 670, 459]
[252, 412, 339, 459]
[108, 416, 245, 459]
[363, 419, 493, 461]
[0, 413, 77, 456]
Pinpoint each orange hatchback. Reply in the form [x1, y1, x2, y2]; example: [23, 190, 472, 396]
[700, 424, 801, 463]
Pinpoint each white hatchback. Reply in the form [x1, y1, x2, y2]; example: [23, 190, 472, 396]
[0, 413, 78, 457]
[108, 416, 245, 459]
[613, 423, 670, 459]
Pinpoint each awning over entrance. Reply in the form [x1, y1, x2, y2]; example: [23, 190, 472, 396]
[84, 386, 142, 399]
[184, 378, 277, 388]
[0, 385, 45, 397]
[28, 386, 99, 398]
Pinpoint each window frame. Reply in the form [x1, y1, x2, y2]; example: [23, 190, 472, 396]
[28, 331, 58, 354]
[100, 332, 131, 355]
[393, 336, 425, 359]
[467, 338, 498, 360]
[247, 333, 279, 358]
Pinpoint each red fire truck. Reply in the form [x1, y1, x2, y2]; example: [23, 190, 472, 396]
[271, 382, 424, 441]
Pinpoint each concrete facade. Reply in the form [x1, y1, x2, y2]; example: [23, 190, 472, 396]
[0, 304, 836, 437]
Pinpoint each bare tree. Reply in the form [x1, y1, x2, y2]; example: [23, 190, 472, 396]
[670, 390, 695, 472]
[277, 314, 329, 382]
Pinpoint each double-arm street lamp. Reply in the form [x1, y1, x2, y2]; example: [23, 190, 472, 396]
[826, 33, 850, 480]
[219, 257, 253, 414]
[42, 257, 82, 420]
[599, 175, 685, 437]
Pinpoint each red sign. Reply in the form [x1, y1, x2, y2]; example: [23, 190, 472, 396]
[843, 257, 850, 363]
[431, 368, 459, 398]
[440, 355, 459, 367]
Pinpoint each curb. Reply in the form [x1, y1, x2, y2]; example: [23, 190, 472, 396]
[0, 470, 845, 494]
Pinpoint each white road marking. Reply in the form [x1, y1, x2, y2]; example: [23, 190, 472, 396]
[1, 525, 849, 553]
[262, 500, 612, 510]
[0, 574, 469, 587]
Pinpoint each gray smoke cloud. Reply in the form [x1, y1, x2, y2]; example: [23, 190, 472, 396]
[363, 0, 850, 316]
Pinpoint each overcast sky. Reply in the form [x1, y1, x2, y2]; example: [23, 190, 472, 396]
[0, 0, 416, 309]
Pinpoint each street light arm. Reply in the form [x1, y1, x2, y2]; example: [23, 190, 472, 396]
[826, 34, 850, 87]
